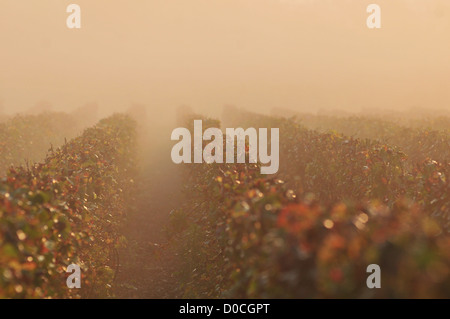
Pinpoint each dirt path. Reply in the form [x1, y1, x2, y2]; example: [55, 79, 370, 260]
[115, 127, 184, 298]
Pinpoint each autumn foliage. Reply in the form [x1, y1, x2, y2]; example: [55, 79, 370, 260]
[170, 112, 449, 298]
[0, 114, 136, 298]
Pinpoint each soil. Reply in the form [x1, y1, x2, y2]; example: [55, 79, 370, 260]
[115, 126, 184, 298]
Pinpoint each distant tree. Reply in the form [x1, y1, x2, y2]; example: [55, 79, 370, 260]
[71, 102, 99, 126]
[127, 103, 147, 123]
[27, 100, 53, 114]
[176, 105, 194, 126]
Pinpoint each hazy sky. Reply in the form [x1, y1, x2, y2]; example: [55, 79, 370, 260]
[0, 0, 449, 117]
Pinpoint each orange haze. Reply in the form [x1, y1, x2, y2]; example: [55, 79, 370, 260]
[0, 0, 449, 119]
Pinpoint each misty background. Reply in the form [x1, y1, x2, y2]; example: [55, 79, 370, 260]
[0, 0, 449, 120]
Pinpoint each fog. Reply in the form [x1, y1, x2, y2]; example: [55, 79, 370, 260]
[1, 0, 449, 121]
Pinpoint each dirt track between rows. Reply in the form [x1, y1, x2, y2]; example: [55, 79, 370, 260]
[115, 124, 184, 298]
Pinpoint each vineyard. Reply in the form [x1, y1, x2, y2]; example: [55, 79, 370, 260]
[0, 109, 98, 174]
[0, 109, 448, 298]
[170, 109, 449, 298]
[0, 114, 136, 298]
